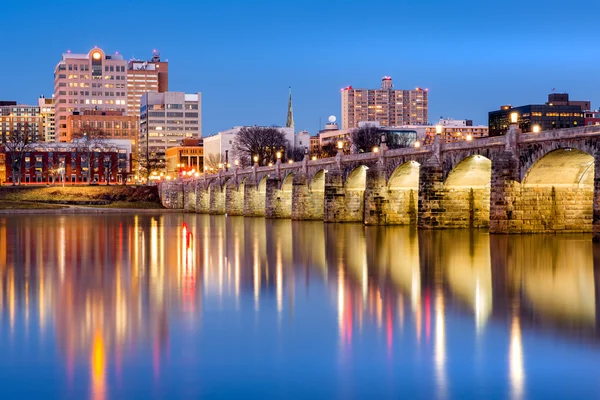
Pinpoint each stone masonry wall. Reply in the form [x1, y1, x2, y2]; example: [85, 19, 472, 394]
[225, 183, 245, 216]
[244, 180, 266, 217]
[508, 185, 593, 233]
[209, 185, 226, 215]
[324, 170, 364, 223]
[291, 173, 324, 221]
[184, 182, 197, 212]
[418, 160, 445, 228]
[385, 189, 418, 225]
[443, 187, 490, 228]
[265, 178, 292, 219]
[196, 186, 210, 214]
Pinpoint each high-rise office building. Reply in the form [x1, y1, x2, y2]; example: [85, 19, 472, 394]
[53, 47, 128, 142]
[341, 76, 428, 129]
[38, 96, 55, 142]
[139, 92, 202, 164]
[127, 52, 169, 118]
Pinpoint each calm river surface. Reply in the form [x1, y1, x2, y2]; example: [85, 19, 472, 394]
[0, 214, 600, 399]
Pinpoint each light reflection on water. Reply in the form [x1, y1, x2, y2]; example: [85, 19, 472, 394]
[0, 214, 599, 399]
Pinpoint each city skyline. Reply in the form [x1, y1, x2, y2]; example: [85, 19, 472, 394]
[1, 0, 599, 136]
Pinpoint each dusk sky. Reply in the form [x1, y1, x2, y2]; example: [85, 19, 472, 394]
[1, 0, 599, 135]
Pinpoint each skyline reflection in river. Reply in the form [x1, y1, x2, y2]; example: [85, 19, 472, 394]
[0, 214, 599, 399]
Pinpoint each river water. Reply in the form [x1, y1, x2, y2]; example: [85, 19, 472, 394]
[0, 214, 599, 399]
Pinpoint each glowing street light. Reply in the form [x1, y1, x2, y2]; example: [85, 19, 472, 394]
[466, 134, 473, 141]
[276, 151, 282, 160]
[253, 155, 259, 164]
[435, 124, 443, 135]
[414, 140, 421, 148]
[510, 112, 518, 124]
[337, 141, 344, 150]
[312, 156, 317, 160]
[532, 124, 541, 133]
[373, 146, 379, 153]
[234, 160, 239, 166]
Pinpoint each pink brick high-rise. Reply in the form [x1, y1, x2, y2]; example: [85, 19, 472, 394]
[341, 76, 428, 129]
[53, 47, 128, 142]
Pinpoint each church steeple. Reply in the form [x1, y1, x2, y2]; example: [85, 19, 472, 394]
[286, 86, 295, 130]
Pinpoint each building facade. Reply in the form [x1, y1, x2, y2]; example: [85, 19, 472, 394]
[341, 77, 428, 129]
[489, 104, 585, 136]
[0, 103, 43, 142]
[54, 47, 128, 142]
[139, 92, 202, 166]
[585, 111, 600, 126]
[127, 52, 169, 118]
[38, 97, 55, 142]
[66, 110, 138, 141]
[165, 139, 204, 177]
[423, 119, 488, 145]
[547, 93, 590, 111]
[1, 140, 132, 185]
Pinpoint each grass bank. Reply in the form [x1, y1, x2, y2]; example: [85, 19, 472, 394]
[0, 185, 164, 210]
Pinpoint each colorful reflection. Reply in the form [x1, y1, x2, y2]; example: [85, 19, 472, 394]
[0, 215, 598, 398]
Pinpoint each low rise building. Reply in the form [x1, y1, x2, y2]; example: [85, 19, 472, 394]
[422, 118, 488, 145]
[0, 140, 133, 185]
[489, 93, 589, 136]
[165, 139, 204, 177]
[585, 110, 600, 126]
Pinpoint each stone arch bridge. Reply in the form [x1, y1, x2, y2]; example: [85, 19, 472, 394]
[158, 125, 600, 240]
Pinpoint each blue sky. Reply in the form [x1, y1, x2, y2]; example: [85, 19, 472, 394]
[1, 0, 599, 135]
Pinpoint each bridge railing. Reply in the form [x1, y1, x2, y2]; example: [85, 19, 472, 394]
[174, 125, 600, 183]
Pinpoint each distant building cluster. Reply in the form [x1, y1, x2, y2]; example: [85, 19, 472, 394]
[1, 48, 597, 185]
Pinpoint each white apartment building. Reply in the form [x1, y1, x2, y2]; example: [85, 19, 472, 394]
[139, 92, 202, 161]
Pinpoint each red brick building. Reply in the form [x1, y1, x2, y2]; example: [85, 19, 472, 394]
[1, 144, 132, 185]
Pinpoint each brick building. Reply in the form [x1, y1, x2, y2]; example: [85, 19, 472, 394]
[1, 142, 132, 185]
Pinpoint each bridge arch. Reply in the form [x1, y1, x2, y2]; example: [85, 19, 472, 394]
[345, 165, 368, 190]
[386, 161, 420, 225]
[310, 170, 326, 192]
[444, 155, 491, 228]
[520, 148, 593, 232]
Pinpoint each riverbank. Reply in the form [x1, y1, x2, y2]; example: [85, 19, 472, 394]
[0, 185, 166, 211]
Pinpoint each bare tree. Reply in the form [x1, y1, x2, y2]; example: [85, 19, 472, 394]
[385, 131, 414, 149]
[73, 125, 110, 184]
[286, 146, 305, 162]
[349, 126, 415, 153]
[136, 150, 165, 182]
[349, 126, 381, 153]
[203, 153, 225, 171]
[2, 124, 35, 185]
[319, 142, 338, 158]
[232, 126, 289, 166]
